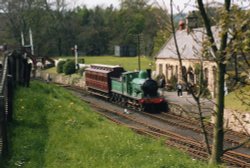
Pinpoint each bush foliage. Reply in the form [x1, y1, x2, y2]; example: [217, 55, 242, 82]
[56, 60, 66, 73]
[78, 67, 88, 76]
[63, 60, 76, 75]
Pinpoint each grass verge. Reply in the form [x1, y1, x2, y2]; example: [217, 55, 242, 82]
[1, 81, 214, 167]
[225, 85, 250, 112]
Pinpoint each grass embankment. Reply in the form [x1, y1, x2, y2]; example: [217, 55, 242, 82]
[1, 81, 212, 168]
[82, 56, 154, 71]
[225, 85, 250, 112]
[57, 56, 155, 71]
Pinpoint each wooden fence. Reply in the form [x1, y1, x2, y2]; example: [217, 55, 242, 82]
[0, 49, 31, 158]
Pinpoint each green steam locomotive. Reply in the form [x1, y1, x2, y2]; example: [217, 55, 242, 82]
[85, 64, 167, 112]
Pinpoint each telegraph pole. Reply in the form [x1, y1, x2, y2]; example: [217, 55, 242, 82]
[29, 28, 34, 55]
[137, 34, 141, 71]
[21, 32, 25, 46]
[74, 45, 78, 70]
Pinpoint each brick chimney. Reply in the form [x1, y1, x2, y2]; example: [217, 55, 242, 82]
[179, 20, 185, 30]
[186, 11, 198, 33]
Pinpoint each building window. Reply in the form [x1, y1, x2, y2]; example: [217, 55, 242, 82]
[165, 64, 169, 80]
[204, 68, 209, 86]
[159, 64, 163, 74]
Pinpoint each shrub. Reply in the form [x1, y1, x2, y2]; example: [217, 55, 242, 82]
[169, 75, 178, 90]
[155, 74, 165, 82]
[57, 60, 66, 73]
[78, 67, 88, 76]
[201, 87, 211, 99]
[194, 63, 201, 75]
[79, 58, 85, 64]
[63, 60, 76, 75]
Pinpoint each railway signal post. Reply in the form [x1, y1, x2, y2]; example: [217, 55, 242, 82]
[74, 45, 78, 70]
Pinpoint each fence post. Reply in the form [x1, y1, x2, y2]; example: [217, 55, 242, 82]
[7, 75, 13, 122]
[0, 95, 8, 157]
[10, 54, 17, 87]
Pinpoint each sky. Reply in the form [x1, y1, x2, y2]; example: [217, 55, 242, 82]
[67, 0, 250, 13]
[68, 0, 196, 13]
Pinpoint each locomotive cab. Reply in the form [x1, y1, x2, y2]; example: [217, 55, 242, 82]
[111, 71, 139, 96]
[131, 71, 148, 98]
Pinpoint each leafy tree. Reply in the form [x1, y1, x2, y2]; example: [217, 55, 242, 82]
[0, 0, 170, 57]
[152, 8, 171, 56]
[169, 0, 250, 166]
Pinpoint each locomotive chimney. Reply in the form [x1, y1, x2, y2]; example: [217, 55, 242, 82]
[146, 69, 151, 79]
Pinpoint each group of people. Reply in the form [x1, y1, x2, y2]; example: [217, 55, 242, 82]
[159, 77, 183, 97]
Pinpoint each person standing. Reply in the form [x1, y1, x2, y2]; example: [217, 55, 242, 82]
[159, 77, 166, 96]
[177, 83, 183, 97]
[46, 73, 51, 83]
[159, 77, 166, 88]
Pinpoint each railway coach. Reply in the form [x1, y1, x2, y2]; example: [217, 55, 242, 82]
[85, 64, 124, 98]
[85, 64, 167, 113]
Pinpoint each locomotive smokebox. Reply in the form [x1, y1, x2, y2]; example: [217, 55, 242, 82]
[146, 69, 151, 79]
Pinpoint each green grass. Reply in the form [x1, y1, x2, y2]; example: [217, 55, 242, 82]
[60, 56, 155, 71]
[44, 67, 57, 74]
[225, 85, 250, 112]
[1, 81, 213, 168]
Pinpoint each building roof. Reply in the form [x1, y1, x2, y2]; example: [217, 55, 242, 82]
[155, 26, 220, 60]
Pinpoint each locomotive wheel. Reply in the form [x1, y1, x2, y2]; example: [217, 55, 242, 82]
[133, 100, 138, 110]
[121, 97, 127, 107]
[110, 93, 116, 103]
[138, 104, 145, 112]
[119, 95, 123, 105]
[114, 94, 119, 103]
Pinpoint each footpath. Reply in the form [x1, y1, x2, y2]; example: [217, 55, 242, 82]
[162, 91, 215, 117]
[162, 91, 250, 134]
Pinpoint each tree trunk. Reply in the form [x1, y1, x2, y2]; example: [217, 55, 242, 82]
[209, 62, 226, 165]
[58, 38, 62, 56]
[233, 54, 239, 82]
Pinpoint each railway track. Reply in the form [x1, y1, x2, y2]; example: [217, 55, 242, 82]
[142, 112, 249, 146]
[61, 83, 248, 145]
[57, 83, 250, 167]
[90, 101, 250, 167]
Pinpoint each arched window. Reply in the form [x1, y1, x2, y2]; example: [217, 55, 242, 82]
[188, 67, 194, 84]
[159, 64, 163, 74]
[204, 68, 209, 86]
[165, 64, 169, 80]
[182, 66, 187, 81]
